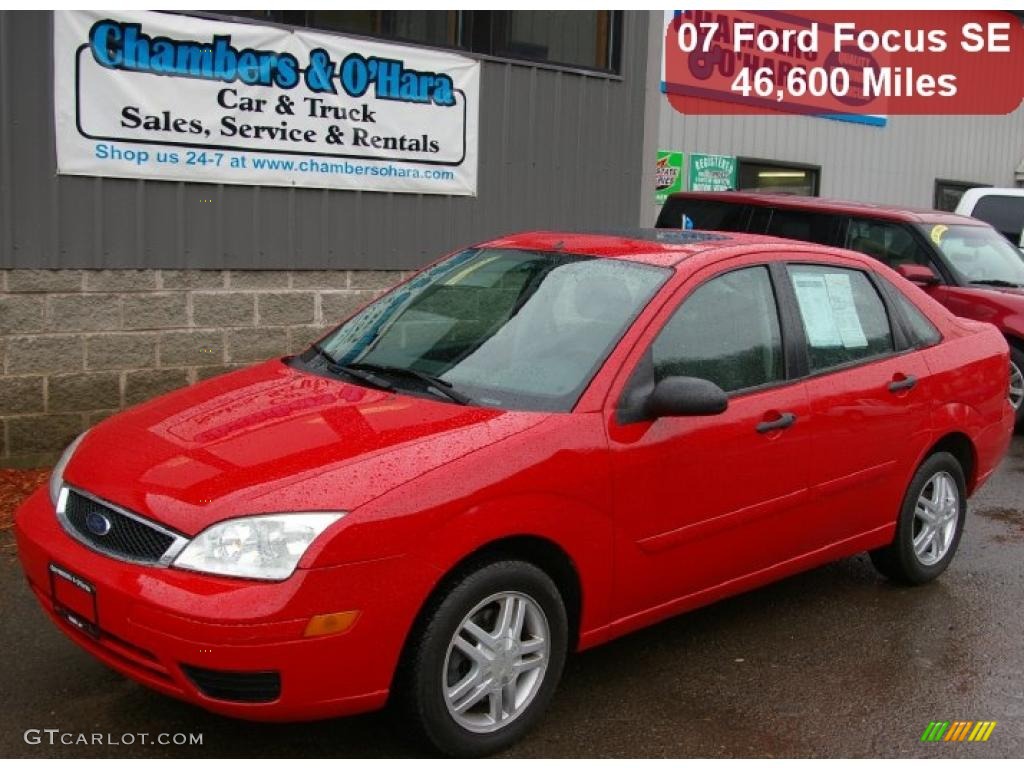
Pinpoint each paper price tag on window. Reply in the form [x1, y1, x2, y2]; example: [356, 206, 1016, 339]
[792, 272, 869, 350]
[823, 273, 868, 349]
[792, 274, 843, 348]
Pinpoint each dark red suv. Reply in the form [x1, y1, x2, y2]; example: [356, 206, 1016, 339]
[658, 192, 1024, 428]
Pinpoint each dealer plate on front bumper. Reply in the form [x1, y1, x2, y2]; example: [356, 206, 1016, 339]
[49, 562, 99, 638]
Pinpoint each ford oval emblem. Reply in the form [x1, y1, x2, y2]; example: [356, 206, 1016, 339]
[85, 510, 112, 536]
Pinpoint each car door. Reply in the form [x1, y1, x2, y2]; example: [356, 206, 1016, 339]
[606, 261, 813, 619]
[785, 261, 935, 548]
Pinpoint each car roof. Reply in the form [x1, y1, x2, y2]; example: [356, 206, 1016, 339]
[478, 229, 809, 267]
[665, 191, 983, 226]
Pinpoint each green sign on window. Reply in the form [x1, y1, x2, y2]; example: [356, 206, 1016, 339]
[689, 153, 737, 192]
[654, 150, 684, 204]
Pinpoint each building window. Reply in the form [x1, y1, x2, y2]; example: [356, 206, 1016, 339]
[738, 159, 820, 196]
[218, 11, 622, 73]
[477, 11, 618, 71]
[934, 179, 989, 212]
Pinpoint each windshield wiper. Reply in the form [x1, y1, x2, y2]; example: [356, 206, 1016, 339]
[328, 364, 397, 392]
[310, 340, 339, 365]
[308, 344, 396, 391]
[346, 363, 474, 405]
[969, 279, 1023, 288]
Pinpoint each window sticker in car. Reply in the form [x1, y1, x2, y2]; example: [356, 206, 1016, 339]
[792, 273, 842, 347]
[791, 272, 868, 349]
[930, 224, 949, 247]
[824, 273, 869, 349]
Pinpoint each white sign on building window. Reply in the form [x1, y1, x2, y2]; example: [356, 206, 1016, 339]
[54, 10, 480, 195]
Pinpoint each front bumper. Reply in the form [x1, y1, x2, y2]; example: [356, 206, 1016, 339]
[14, 487, 435, 721]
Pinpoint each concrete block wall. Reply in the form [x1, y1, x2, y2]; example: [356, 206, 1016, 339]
[0, 269, 404, 467]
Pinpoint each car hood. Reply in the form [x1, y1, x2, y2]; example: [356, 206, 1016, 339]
[63, 360, 548, 536]
[978, 286, 1024, 298]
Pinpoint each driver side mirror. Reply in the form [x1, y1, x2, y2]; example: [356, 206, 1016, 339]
[896, 264, 939, 287]
[646, 376, 728, 419]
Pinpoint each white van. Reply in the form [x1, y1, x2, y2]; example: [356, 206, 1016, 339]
[956, 188, 1024, 248]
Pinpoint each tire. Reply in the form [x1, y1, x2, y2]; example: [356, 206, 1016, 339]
[398, 559, 568, 757]
[1010, 345, 1024, 432]
[870, 451, 966, 585]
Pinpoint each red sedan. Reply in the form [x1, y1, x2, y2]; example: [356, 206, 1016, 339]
[15, 230, 1014, 755]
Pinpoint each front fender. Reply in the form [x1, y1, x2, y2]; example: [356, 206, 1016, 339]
[413, 492, 614, 645]
[308, 413, 616, 644]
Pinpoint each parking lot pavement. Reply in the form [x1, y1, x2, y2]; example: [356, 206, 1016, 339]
[4, 438, 1024, 758]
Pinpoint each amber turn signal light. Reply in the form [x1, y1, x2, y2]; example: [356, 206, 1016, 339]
[304, 610, 361, 638]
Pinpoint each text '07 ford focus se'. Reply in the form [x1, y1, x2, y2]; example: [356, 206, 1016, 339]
[15, 230, 1014, 755]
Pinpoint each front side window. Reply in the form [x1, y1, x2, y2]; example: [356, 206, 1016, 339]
[788, 264, 894, 372]
[846, 218, 933, 271]
[921, 223, 1024, 287]
[652, 266, 784, 393]
[310, 248, 669, 412]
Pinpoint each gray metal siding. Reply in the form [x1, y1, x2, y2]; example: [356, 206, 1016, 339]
[655, 108, 1024, 209]
[0, 10, 651, 270]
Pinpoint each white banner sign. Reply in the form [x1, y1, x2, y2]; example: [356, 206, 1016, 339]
[54, 11, 480, 194]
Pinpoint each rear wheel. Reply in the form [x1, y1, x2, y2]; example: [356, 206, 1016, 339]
[399, 560, 568, 756]
[1009, 346, 1024, 431]
[870, 451, 966, 584]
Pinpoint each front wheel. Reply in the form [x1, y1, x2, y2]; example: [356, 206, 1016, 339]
[398, 560, 568, 756]
[869, 451, 966, 584]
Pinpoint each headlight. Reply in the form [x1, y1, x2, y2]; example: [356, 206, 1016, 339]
[172, 512, 345, 581]
[50, 431, 88, 506]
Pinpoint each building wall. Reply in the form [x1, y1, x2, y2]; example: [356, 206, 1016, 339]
[642, 13, 1024, 226]
[0, 10, 652, 271]
[0, 268, 404, 466]
[0, 10, 653, 465]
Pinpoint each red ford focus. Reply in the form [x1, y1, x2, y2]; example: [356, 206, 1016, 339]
[15, 230, 1014, 755]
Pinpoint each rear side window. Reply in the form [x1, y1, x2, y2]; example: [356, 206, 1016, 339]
[846, 218, 933, 270]
[652, 266, 783, 392]
[788, 264, 894, 372]
[656, 198, 749, 232]
[880, 280, 942, 348]
[765, 208, 842, 246]
[971, 195, 1024, 244]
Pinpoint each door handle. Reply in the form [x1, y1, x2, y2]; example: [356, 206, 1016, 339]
[888, 374, 917, 392]
[756, 412, 796, 433]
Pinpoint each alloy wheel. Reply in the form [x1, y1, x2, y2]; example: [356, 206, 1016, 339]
[442, 591, 550, 734]
[912, 470, 960, 567]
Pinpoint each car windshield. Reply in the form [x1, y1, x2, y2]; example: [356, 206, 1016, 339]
[306, 248, 670, 412]
[921, 223, 1024, 287]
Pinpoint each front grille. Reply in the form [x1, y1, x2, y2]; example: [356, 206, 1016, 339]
[61, 490, 177, 564]
[181, 665, 282, 703]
